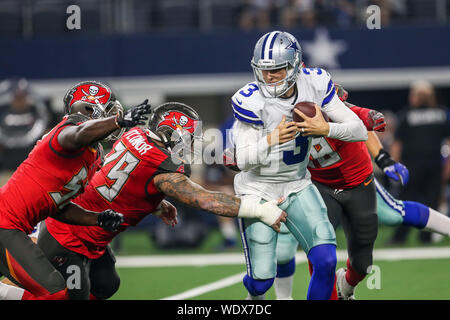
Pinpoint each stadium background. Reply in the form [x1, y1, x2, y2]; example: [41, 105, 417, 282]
[1, 0, 450, 300]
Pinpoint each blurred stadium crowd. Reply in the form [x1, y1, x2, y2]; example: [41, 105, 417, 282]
[0, 0, 449, 37]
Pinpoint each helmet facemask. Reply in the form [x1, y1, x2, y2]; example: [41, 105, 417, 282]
[103, 100, 125, 141]
[146, 102, 202, 164]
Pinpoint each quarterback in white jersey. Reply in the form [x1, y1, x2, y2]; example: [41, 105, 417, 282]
[232, 31, 367, 300]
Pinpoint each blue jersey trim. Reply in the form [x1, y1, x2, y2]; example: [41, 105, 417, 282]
[233, 112, 264, 126]
[231, 100, 260, 119]
[321, 85, 336, 107]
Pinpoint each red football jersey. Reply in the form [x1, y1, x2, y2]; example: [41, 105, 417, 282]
[308, 105, 374, 189]
[308, 137, 372, 189]
[45, 127, 190, 259]
[0, 115, 102, 234]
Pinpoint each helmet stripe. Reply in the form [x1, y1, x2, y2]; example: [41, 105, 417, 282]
[268, 32, 280, 59]
[260, 33, 271, 60]
[263, 32, 278, 60]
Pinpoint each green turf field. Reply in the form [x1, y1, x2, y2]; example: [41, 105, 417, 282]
[110, 226, 450, 300]
[112, 258, 450, 300]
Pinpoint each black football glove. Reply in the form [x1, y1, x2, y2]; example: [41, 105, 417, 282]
[115, 99, 151, 128]
[97, 209, 124, 232]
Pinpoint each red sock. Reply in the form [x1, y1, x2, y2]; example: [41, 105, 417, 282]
[307, 259, 338, 300]
[21, 288, 69, 300]
[89, 293, 98, 300]
[330, 275, 338, 300]
[345, 259, 366, 287]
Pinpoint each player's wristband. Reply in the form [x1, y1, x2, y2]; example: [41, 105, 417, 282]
[374, 149, 395, 169]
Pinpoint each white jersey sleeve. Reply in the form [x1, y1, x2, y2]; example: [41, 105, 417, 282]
[302, 68, 367, 142]
[232, 120, 271, 171]
[231, 82, 265, 127]
[230, 82, 271, 171]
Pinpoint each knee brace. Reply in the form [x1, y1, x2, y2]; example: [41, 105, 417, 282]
[243, 274, 274, 296]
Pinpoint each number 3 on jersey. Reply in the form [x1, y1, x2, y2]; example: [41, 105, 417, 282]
[96, 141, 140, 202]
[283, 135, 309, 165]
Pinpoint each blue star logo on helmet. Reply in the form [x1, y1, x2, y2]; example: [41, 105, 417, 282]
[286, 39, 299, 53]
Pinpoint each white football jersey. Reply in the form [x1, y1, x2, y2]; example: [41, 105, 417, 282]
[230, 67, 365, 201]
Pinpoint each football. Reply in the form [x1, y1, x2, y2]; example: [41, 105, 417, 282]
[293, 101, 329, 122]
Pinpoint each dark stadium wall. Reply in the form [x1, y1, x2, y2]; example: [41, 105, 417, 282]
[1, 25, 450, 79]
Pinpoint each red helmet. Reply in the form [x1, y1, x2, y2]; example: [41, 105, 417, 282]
[147, 102, 201, 151]
[63, 80, 122, 119]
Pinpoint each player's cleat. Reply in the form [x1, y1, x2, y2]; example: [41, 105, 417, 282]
[336, 268, 356, 300]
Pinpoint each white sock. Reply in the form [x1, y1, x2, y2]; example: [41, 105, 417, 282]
[425, 208, 450, 237]
[274, 276, 294, 300]
[0, 282, 24, 300]
[246, 293, 265, 300]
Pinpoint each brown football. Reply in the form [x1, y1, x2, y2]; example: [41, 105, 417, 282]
[293, 101, 329, 122]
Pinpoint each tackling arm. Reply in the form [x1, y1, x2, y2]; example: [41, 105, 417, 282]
[153, 172, 287, 231]
[366, 131, 409, 185]
[57, 116, 120, 151]
[52, 203, 124, 231]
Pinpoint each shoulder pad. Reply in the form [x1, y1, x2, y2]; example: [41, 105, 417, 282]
[230, 82, 264, 126]
[301, 68, 336, 107]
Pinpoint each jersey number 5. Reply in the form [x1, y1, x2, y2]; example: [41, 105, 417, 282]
[96, 141, 140, 202]
[49, 166, 88, 208]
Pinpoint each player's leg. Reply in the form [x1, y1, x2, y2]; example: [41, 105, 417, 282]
[274, 224, 298, 300]
[281, 184, 337, 300]
[239, 217, 278, 300]
[0, 228, 68, 300]
[375, 178, 450, 236]
[338, 176, 378, 299]
[89, 246, 120, 300]
[37, 221, 91, 300]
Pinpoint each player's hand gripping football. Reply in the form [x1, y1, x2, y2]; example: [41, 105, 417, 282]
[153, 200, 178, 227]
[97, 209, 124, 232]
[267, 115, 297, 146]
[294, 105, 330, 137]
[115, 99, 152, 128]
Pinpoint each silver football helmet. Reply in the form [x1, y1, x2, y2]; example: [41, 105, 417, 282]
[251, 31, 302, 98]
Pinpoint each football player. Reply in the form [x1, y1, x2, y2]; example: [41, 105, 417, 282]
[4, 102, 287, 300]
[0, 80, 148, 300]
[231, 31, 367, 300]
[273, 84, 450, 300]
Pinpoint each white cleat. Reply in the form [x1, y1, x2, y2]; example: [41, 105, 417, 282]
[336, 268, 356, 300]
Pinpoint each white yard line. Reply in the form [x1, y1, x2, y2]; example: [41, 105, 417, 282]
[161, 272, 247, 300]
[116, 247, 450, 268]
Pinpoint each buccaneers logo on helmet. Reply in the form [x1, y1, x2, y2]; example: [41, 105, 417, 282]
[157, 111, 198, 134]
[63, 81, 114, 116]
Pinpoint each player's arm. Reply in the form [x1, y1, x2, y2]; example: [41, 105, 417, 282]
[52, 202, 124, 232]
[321, 97, 368, 142]
[345, 102, 386, 132]
[57, 116, 120, 151]
[233, 120, 273, 171]
[366, 131, 409, 185]
[153, 172, 287, 232]
[57, 100, 152, 151]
